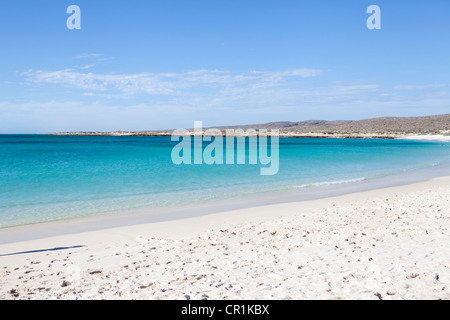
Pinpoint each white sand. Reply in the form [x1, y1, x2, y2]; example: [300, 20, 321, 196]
[0, 176, 449, 300]
[401, 134, 450, 142]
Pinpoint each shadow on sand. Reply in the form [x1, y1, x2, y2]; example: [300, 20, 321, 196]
[0, 245, 86, 257]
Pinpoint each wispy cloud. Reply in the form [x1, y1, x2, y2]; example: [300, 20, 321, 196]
[2, 90, 450, 133]
[76, 53, 104, 59]
[22, 68, 323, 97]
[10, 67, 450, 133]
[392, 84, 450, 90]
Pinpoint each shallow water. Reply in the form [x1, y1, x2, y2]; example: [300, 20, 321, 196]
[1, 135, 449, 228]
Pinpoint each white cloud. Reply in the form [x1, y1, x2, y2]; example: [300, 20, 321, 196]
[392, 84, 450, 90]
[7, 68, 450, 133]
[2, 84, 450, 133]
[75, 53, 104, 59]
[22, 68, 323, 97]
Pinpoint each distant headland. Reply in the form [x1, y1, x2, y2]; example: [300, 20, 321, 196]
[48, 114, 450, 140]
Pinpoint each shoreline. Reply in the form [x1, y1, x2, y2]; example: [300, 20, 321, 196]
[40, 113, 450, 140]
[44, 132, 450, 141]
[0, 175, 449, 299]
[1, 161, 449, 244]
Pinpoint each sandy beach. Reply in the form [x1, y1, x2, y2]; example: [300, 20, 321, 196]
[0, 176, 449, 300]
[2, 0, 450, 304]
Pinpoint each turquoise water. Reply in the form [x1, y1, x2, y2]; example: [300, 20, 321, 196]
[1, 135, 449, 228]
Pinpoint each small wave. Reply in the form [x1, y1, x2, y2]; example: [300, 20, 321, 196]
[295, 177, 366, 188]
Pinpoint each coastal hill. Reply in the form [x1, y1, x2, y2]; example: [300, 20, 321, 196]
[50, 114, 450, 138]
[221, 114, 450, 133]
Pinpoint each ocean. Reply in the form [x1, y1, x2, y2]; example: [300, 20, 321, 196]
[1, 135, 449, 228]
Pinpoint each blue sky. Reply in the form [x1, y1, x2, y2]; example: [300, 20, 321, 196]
[0, 0, 449, 133]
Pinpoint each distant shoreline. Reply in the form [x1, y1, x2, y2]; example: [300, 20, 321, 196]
[45, 113, 450, 140]
[45, 131, 450, 141]
[47, 131, 397, 139]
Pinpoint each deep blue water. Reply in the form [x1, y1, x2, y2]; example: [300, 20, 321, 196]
[0, 135, 449, 228]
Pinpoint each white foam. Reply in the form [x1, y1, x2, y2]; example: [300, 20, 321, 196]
[295, 177, 366, 188]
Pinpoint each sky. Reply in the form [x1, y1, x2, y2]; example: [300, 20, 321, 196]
[0, 0, 449, 133]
